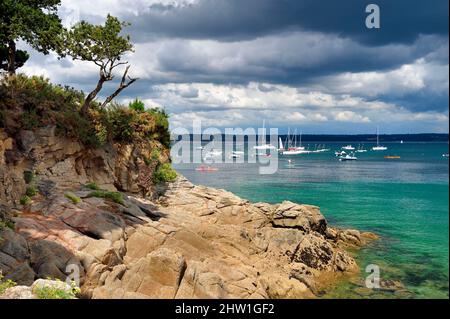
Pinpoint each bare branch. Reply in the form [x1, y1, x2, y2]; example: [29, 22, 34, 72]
[101, 65, 138, 108]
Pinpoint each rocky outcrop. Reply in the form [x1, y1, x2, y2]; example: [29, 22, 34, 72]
[0, 126, 378, 299]
[1, 176, 377, 299]
[0, 126, 169, 205]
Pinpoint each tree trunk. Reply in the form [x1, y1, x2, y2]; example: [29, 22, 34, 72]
[81, 75, 106, 114]
[101, 66, 138, 108]
[7, 40, 16, 77]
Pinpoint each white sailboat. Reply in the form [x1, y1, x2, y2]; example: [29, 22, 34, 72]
[278, 137, 284, 151]
[281, 130, 310, 155]
[341, 145, 355, 151]
[253, 120, 276, 150]
[355, 144, 367, 153]
[372, 127, 388, 151]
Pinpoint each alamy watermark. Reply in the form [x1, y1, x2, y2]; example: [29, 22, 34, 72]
[366, 4, 381, 29]
[365, 264, 381, 289]
[171, 120, 279, 174]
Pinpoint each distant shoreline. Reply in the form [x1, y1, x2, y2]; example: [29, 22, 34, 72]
[174, 133, 449, 143]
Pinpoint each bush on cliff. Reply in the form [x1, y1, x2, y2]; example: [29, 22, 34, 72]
[0, 75, 171, 148]
[153, 163, 177, 184]
[0, 273, 16, 295]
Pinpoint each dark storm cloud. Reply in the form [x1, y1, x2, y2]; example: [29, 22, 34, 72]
[142, 33, 447, 86]
[127, 0, 448, 45]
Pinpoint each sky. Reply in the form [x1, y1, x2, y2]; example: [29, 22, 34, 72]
[18, 0, 449, 134]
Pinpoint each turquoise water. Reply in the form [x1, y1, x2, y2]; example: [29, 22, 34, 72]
[174, 142, 449, 298]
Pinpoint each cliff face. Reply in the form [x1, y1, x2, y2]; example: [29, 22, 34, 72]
[0, 126, 169, 205]
[0, 128, 376, 299]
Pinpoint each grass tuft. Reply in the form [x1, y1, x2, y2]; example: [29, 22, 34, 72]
[64, 192, 82, 204]
[87, 190, 124, 205]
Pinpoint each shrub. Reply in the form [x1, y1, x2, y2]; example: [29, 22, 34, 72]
[65, 192, 82, 204]
[151, 148, 161, 160]
[106, 103, 157, 143]
[129, 98, 145, 112]
[87, 190, 125, 205]
[33, 285, 78, 300]
[0, 273, 16, 295]
[147, 108, 170, 147]
[1, 75, 172, 149]
[20, 109, 40, 130]
[26, 186, 38, 197]
[153, 163, 177, 183]
[20, 195, 31, 205]
[0, 75, 84, 114]
[54, 108, 107, 148]
[0, 220, 15, 231]
[23, 171, 34, 184]
[85, 182, 100, 190]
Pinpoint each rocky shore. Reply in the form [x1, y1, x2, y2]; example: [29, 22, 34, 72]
[0, 127, 377, 299]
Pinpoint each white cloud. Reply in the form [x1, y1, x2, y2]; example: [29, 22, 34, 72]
[334, 111, 371, 123]
[318, 58, 449, 97]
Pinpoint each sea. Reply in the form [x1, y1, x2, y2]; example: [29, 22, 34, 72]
[173, 140, 449, 299]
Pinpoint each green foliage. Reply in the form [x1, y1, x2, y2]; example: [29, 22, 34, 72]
[106, 103, 157, 143]
[60, 15, 136, 111]
[0, 220, 15, 231]
[0, 0, 63, 72]
[20, 195, 31, 205]
[145, 148, 161, 166]
[64, 192, 81, 204]
[26, 186, 38, 197]
[1, 75, 171, 152]
[85, 182, 100, 191]
[151, 148, 161, 160]
[88, 190, 125, 205]
[33, 284, 78, 300]
[61, 15, 132, 65]
[23, 170, 34, 184]
[147, 108, 171, 147]
[129, 99, 145, 112]
[20, 109, 40, 130]
[0, 45, 29, 71]
[0, 75, 84, 113]
[0, 273, 16, 295]
[153, 163, 177, 184]
[55, 108, 107, 148]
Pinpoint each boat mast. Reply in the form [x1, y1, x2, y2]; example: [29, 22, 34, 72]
[376, 126, 379, 146]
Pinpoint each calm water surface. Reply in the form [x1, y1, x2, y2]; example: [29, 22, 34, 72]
[174, 142, 449, 298]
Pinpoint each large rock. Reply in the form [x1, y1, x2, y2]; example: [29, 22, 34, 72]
[0, 286, 35, 299]
[272, 201, 327, 234]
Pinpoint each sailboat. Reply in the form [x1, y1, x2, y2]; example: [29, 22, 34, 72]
[341, 145, 355, 151]
[355, 144, 367, 153]
[372, 127, 388, 151]
[253, 120, 276, 150]
[281, 130, 310, 155]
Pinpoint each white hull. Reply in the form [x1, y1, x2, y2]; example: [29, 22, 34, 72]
[253, 144, 276, 150]
[372, 146, 388, 151]
[282, 149, 311, 155]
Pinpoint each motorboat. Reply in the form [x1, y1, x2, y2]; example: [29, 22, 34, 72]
[339, 153, 358, 161]
[195, 165, 219, 172]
